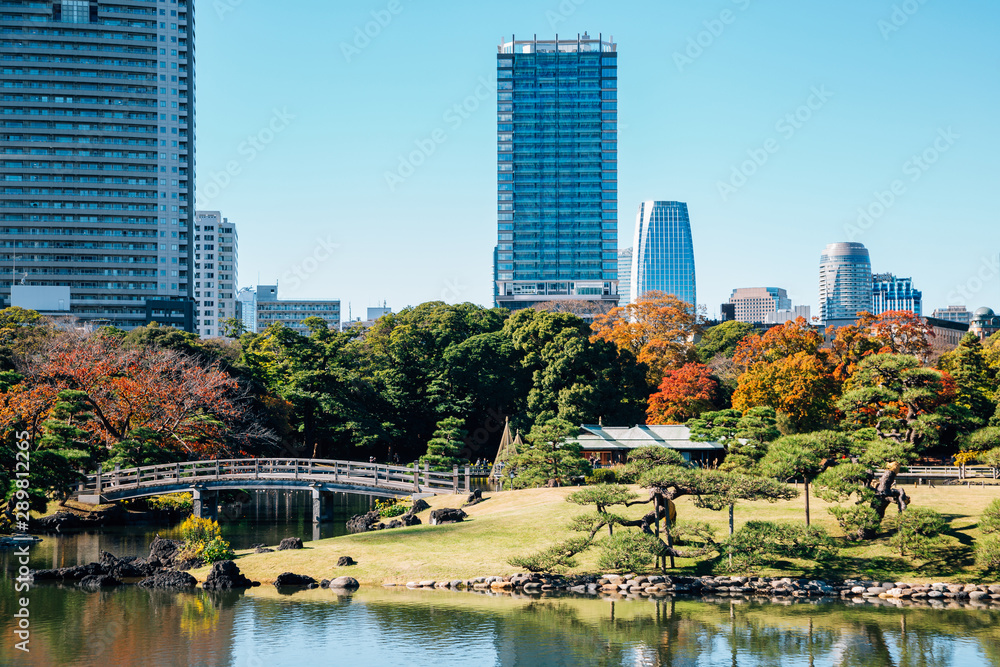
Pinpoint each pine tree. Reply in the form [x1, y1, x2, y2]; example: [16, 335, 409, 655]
[420, 417, 467, 471]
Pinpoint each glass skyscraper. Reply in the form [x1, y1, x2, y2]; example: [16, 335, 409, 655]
[1, 0, 195, 329]
[631, 201, 696, 307]
[819, 242, 872, 327]
[493, 33, 618, 311]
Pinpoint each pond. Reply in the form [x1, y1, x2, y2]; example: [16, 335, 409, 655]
[1, 583, 998, 666]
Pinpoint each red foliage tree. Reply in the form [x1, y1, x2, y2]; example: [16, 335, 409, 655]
[646, 362, 719, 424]
[1, 333, 249, 459]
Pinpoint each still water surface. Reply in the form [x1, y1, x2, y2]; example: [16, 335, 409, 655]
[1, 491, 998, 666]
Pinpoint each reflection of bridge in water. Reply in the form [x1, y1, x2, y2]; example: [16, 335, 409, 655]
[74, 459, 481, 522]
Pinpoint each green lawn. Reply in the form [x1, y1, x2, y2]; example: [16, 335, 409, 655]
[188, 482, 1000, 586]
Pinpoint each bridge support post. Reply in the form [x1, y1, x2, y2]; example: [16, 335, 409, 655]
[192, 487, 218, 520]
[311, 486, 334, 523]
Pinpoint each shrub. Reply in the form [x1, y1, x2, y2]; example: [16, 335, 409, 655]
[887, 507, 946, 559]
[585, 468, 617, 485]
[982, 498, 1000, 535]
[199, 536, 236, 564]
[146, 493, 193, 513]
[722, 521, 838, 572]
[178, 516, 221, 543]
[375, 498, 408, 518]
[828, 505, 882, 541]
[976, 535, 1000, 572]
[597, 531, 666, 573]
[507, 537, 591, 573]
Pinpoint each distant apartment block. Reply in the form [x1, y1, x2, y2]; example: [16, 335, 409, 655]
[765, 305, 812, 325]
[931, 305, 972, 325]
[727, 287, 791, 324]
[255, 284, 340, 335]
[194, 212, 238, 338]
[871, 273, 921, 316]
[236, 287, 257, 334]
[925, 316, 969, 349]
[617, 248, 632, 306]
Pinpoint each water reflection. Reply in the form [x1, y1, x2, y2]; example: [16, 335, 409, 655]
[2, 583, 997, 667]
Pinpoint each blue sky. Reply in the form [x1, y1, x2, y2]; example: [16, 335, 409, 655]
[194, 0, 1000, 319]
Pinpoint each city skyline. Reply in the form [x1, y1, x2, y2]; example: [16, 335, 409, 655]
[189, 0, 1000, 322]
[156, 2, 999, 318]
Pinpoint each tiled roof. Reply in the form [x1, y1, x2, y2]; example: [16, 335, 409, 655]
[571, 424, 723, 450]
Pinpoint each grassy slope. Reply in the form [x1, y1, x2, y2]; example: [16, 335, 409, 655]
[188, 483, 1000, 586]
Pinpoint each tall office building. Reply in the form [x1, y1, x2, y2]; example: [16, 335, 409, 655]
[194, 211, 237, 338]
[727, 287, 791, 324]
[617, 248, 632, 306]
[631, 201, 697, 307]
[819, 242, 872, 328]
[871, 273, 922, 316]
[493, 33, 618, 311]
[1, 0, 196, 329]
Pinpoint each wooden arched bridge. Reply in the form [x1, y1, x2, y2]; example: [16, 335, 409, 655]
[74, 458, 484, 522]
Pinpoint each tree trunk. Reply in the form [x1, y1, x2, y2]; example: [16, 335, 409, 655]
[661, 494, 675, 569]
[860, 465, 909, 540]
[804, 478, 811, 527]
[728, 504, 734, 569]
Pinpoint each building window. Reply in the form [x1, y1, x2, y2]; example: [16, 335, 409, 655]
[60, 0, 91, 23]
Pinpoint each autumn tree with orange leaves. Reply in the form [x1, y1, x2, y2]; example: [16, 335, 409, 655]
[0, 332, 264, 464]
[591, 291, 702, 386]
[731, 318, 840, 432]
[646, 362, 719, 424]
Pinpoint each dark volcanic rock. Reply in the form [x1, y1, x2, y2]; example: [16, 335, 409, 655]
[386, 520, 402, 529]
[409, 498, 431, 514]
[147, 535, 185, 568]
[399, 512, 421, 527]
[203, 560, 256, 590]
[78, 574, 120, 589]
[255, 547, 275, 554]
[429, 508, 467, 525]
[31, 562, 105, 582]
[32, 511, 82, 532]
[99, 551, 157, 579]
[462, 489, 484, 508]
[277, 537, 303, 551]
[346, 511, 380, 534]
[137, 570, 197, 589]
[337, 556, 356, 567]
[320, 579, 331, 588]
[274, 572, 317, 587]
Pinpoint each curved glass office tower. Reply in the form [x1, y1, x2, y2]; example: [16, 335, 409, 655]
[819, 242, 872, 327]
[631, 201, 696, 307]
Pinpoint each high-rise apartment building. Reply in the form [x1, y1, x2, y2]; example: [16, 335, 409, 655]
[871, 273, 922, 316]
[1, 0, 196, 329]
[617, 247, 632, 306]
[727, 287, 791, 324]
[632, 201, 697, 307]
[493, 33, 619, 311]
[194, 211, 237, 338]
[819, 242, 872, 328]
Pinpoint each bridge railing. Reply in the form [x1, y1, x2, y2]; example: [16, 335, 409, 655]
[877, 465, 999, 480]
[77, 458, 476, 497]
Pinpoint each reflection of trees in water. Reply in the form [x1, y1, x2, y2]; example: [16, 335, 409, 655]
[0, 581, 240, 667]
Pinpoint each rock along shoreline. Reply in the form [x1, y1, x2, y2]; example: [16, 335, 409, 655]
[387, 573, 1000, 609]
